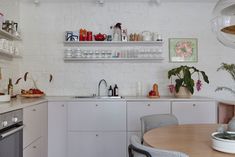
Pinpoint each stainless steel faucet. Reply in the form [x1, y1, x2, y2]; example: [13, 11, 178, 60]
[98, 79, 107, 96]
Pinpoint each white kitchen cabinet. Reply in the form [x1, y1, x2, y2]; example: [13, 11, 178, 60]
[68, 101, 127, 157]
[23, 138, 41, 157]
[127, 101, 171, 131]
[172, 101, 217, 124]
[23, 103, 42, 148]
[68, 101, 126, 131]
[23, 102, 48, 157]
[48, 102, 67, 157]
[68, 132, 126, 157]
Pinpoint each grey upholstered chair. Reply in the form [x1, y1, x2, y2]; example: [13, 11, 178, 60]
[140, 114, 179, 142]
[128, 135, 189, 157]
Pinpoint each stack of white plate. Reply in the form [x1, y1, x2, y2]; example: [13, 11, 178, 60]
[211, 132, 235, 154]
[0, 95, 10, 103]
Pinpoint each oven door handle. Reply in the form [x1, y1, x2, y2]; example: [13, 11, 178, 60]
[0, 125, 25, 139]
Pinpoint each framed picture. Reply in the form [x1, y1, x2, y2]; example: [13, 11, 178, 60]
[169, 38, 198, 62]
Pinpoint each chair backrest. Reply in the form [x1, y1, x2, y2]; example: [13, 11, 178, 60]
[140, 114, 179, 142]
[129, 135, 189, 157]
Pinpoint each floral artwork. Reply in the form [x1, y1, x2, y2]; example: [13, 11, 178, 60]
[169, 38, 198, 62]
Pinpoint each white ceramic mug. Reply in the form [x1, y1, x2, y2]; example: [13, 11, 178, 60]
[153, 33, 163, 41]
[142, 31, 152, 41]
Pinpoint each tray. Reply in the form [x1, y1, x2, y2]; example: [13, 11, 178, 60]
[21, 93, 45, 98]
[211, 132, 235, 154]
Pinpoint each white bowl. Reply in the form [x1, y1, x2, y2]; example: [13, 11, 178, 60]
[211, 132, 235, 154]
[0, 95, 11, 102]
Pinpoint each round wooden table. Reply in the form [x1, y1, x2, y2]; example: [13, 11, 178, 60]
[143, 124, 235, 157]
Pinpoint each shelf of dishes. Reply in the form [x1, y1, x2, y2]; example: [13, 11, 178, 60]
[0, 39, 20, 58]
[64, 48, 164, 62]
[0, 29, 21, 41]
[0, 48, 21, 58]
[64, 40, 164, 46]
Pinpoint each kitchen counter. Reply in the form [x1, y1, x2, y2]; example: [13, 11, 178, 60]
[0, 95, 216, 114]
[125, 96, 215, 101]
[0, 96, 47, 114]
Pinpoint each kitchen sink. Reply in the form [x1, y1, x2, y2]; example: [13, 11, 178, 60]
[72, 95, 124, 99]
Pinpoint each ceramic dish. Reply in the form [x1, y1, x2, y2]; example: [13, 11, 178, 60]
[0, 94, 10, 102]
[211, 132, 235, 154]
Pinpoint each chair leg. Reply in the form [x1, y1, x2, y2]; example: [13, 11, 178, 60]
[128, 145, 134, 157]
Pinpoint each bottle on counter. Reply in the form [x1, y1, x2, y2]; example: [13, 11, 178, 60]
[114, 84, 119, 96]
[108, 85, 113, 97]
[7, 78, 13, 97]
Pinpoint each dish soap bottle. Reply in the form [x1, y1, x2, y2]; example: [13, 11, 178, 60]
[108, 85, 113, 97]
[8, 78, 13, 97]
[114, 84, 119, 96]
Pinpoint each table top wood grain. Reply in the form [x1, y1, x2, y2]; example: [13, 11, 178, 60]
[143, 124, 235, 157]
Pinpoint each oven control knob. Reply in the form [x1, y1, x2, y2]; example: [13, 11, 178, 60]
[12, 117, 18, 123]
[2, 121, 8, 127]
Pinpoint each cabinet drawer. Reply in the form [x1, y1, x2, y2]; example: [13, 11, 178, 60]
[23, 138, 41, 157]
[68, 101, 126, 131]
[127, 101, 171, 131]
[23, 104, 42, 148]
[172, 101, 217, 124]
[68, 132, 126, 157]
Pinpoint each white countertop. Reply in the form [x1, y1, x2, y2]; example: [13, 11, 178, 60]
[0, 96, 47, 114]
[0, 95, 216, 114]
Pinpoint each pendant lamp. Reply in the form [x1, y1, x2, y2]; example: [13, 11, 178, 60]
[212, 0, 235, 48]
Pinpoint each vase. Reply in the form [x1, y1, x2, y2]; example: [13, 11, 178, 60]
[174, 87, 192, 98]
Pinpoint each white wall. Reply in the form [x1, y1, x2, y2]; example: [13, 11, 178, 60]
[0, 0, 20, 93]
[18, 1, 235, 99]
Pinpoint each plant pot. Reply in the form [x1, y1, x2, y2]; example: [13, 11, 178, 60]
[174, 87, 192, 98]
[228, 117, 235, 131]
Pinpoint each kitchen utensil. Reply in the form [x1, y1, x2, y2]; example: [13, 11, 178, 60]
[142, 31, 152, 41]
[211, 131, 235, 154]
[86, 31, 93, 41]
[0, 95, 10, 103]
[66, 31, 79, 41]
[21, 93, 45, 98]
[2, 20, 18, 34]
[153, 32, 163, 41]
[107, 35, 112, 41]
[94, 33, 107, 41]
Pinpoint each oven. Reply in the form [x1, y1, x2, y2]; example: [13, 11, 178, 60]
[0, 109, 24, 157]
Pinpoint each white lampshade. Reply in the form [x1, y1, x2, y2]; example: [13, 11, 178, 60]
[212, 0, 235, 48]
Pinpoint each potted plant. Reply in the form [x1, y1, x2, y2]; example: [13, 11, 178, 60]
[168, 65, 209, 98]
[215, 63, 235, 131]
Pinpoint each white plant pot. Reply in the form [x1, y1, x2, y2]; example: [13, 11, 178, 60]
[174, 87, 192, 98]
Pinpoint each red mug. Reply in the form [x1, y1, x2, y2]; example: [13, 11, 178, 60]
[86, 31, 93, 41]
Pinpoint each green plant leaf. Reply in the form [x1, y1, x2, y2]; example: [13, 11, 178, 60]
[175, 79, 183, 92]
[200, 71, 209, 84]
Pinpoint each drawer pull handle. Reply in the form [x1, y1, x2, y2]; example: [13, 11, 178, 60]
[96, 104, 98, 107]
[61, 104, 65, 107]
[96, 134, 99, 137]
[32, 109, 36, 111]
[193, 104, 196, 107]
[147, 104, 151, 107]
[33, 146, 37, 149]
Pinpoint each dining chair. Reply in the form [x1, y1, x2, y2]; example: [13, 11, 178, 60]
[128, 135, 189, 157]
[140, 114, 179, 143]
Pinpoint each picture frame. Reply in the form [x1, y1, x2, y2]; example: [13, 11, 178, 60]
[169, 38, 198, 62]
